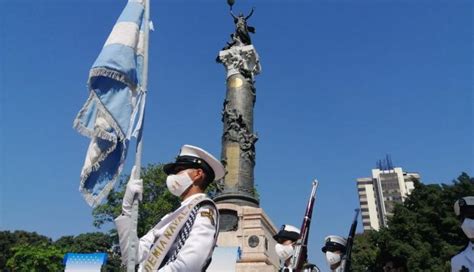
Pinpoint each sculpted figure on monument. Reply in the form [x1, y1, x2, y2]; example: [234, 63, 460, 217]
[239, 68, 253, 81]
[222, 100, 243, 142]
[239, 130, 257, 163]
[231, 8, 255, 45]
[221, 7, 255, 50]
[222, 100, 257, 163]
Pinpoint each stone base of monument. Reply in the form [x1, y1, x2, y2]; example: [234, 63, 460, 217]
[216, 203, 280, 272]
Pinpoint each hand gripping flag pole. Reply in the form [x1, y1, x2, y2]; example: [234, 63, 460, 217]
[127, 0, 150, 270]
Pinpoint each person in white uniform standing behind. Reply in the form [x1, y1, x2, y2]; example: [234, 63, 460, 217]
[273, 225, 319, 272]
[115, 144, 225, 272]
[273, 224, 301, 271]
[321, 235, 347, 272]
[452, 196, 474, 272]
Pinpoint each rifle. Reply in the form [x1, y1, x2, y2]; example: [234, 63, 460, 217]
[292, 180, 319, 271]
[341, 209, 360, 272]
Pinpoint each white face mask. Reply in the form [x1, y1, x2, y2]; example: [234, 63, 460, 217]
[462, 218, 474, 239]
[325, 251, 341, 266]
[275, 243, 294, 261]
[166, 171, 194, 197]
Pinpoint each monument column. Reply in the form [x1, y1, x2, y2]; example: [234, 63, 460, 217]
[210, 4, 280, 272]
[214, 43, 261, 207]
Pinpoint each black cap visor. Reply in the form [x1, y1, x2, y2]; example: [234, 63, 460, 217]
[164, 156, 215, 182]
[273, 230, 300, 242]
[460, 205, 474, 219]
[321, 241, 346, 253]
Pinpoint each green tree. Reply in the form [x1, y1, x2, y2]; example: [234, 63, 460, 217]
[54, 232, 113, 252]
[1, 231, 122, 272]
[92, 163, 181, 237]
[351, 173, 474, 271]
[0, 231, 52, 269]
[6, 243, 65, 272]
[351, 231, 379, 272]
[53, 232, 122, 271]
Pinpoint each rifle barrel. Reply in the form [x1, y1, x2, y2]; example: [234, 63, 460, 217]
[293, 180, 319, 270]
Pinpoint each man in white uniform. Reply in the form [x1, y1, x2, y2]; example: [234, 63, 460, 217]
[451, 196, 474, 272]
[273, 224, 300, 271]
[115, 144, 225, 272]
[273, 225, 319, 272]
[321, 235, 347, 272]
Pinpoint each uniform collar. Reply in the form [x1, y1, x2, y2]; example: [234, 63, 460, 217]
[468, 241, 474, 253]
[181, 193, 206, 206]
[464, 241, 474, 264]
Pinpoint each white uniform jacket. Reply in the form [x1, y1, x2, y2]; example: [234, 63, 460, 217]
[452, 242, 474, 272]
[115, 193, 218, 272]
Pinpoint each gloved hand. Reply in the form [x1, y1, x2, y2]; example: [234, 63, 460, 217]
[122, 166, 143, 216]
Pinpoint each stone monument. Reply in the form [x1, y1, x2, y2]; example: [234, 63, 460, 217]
[213, 3, 280, 271]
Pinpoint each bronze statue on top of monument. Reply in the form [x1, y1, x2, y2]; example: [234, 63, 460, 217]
[222, 7, 255, 49]
[225, 0, 255, 45]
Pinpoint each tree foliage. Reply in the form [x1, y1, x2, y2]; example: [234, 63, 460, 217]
[0, 230, 52, 270]
[351, 231, 379, 271]
[351, 172, 474, 271]
[53, 232, 123, 271]
[54, 232, 113, 253]
[6, 243, 65, 271]
[0, 231, 122, 271]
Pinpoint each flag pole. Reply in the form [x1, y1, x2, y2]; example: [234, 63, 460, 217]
[127, 0, 150, 270]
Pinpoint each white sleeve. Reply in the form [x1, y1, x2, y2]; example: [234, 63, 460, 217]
[114, 214, 156, 264]
[115, 214, 134, 263]
[158, 205, 218, 272]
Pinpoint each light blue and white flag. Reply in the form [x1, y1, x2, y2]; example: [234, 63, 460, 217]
[74, 0, 148, 207]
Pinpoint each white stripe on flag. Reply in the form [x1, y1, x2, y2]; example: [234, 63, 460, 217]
[104, 22, 139, 48]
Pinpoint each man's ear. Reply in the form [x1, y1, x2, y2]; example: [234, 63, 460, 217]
[197, 169, 206, 184]
[191, 168, 205, 183]
[196, 169, 209, 188]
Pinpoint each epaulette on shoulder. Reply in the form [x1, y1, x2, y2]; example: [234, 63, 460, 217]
[197, 198, 217, 208]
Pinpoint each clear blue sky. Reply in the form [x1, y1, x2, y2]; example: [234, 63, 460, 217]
[1, 0, 472, 270]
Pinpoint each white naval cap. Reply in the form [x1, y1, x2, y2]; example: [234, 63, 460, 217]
[322, 235, 347, 253]
[163, 144, 225, 182]
[454, 196, 474, 217]
[273, 224, 300, 242]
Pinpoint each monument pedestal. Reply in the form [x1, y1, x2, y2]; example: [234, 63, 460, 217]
[216, 203, 279, 272]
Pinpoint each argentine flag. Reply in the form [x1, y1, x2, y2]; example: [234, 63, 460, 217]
[74, 0, 148, 207]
